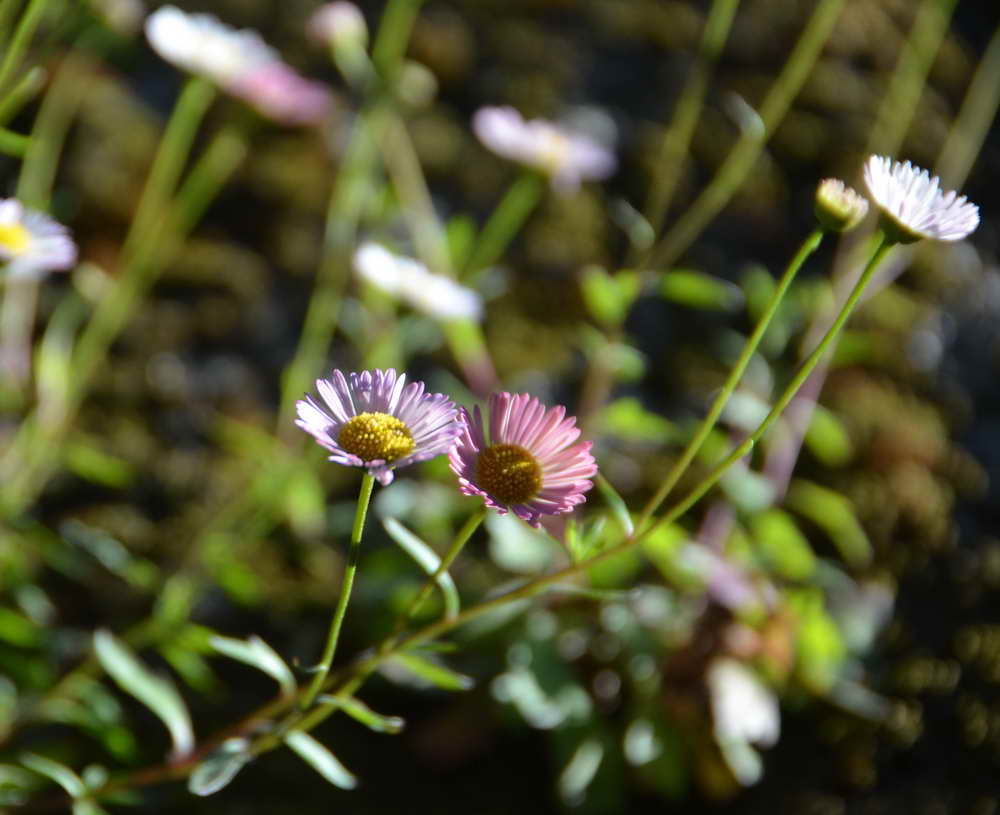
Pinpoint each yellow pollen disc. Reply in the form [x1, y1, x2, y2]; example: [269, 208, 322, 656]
[0, 223, 30, 255]
[476, 443, 542, 505]
[338, 412, 415, 462]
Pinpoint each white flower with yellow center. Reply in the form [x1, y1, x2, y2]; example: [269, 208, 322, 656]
[353, 243, 482, 321]
[296, 368, 462, 485]
[0, 199, 77, 279]
[863, 155, 979, 244]
[473, 106, 616, 193]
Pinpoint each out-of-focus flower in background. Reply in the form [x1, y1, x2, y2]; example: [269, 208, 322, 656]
[814, 178, 869, 233]
[450, 392, 597, 527]
[145, 5, 331, 126]
[0, 199, 77, 279]
[296, 368, 462, 486]
[353, 243, 482, 321]
[863, 155, 979, 244]
[707, 657, 780, 786]
[473, 106, 616, 193]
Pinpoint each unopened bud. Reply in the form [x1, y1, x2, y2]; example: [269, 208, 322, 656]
[815, 178, 869, 233]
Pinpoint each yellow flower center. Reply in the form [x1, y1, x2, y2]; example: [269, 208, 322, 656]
[476, 443, 542, 505]
[0, 223, 30, 256]
[338, 412, 415, 462]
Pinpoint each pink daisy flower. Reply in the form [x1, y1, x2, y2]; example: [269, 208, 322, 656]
[449, 392, 597, 527]
[297, 369, 461, 486]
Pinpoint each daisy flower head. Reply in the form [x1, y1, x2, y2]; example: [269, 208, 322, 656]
[814, 178, 868, 233]
[863, 155, 979, 244]
[449, 392, 597, 527]
[145, 6, 331, 126]
[0, 199, 77, 280]
[296, 369, 462, 486]
[473, 106, 616, 194]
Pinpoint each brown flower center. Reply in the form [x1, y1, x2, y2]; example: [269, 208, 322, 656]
[338, 412, 414, 462]
[476, 443, 542, 505]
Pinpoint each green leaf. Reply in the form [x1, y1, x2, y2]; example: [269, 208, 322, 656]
[317, 695, 405, 734]
[382, 519, 460, 619]
[598, 397, 676, 444]
[446, 215, 477, 269]
[21, 753, 85, 797]
[188, 738, 252, 797]
[790, 590, 846, 691]
[73, 801, 110, 815]
[210, 634, 296, 698]
[283, 468, 327, 538]
[64, 438, 133, 488]
[0, 607, 42, 647]
[595, 474, 633, 536]
[660, 269, 742, 311]
[803, 405, 853, 466]
[750, 509, 816, 580]
[386, 651, 474, 691]
[284, 731, 357, 790]
[580, 266, 641, 327]
[93, 630, 194, 758]
[786, 479, 871, 567]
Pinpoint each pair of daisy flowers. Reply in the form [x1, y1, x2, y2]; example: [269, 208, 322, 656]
[296, 369, 597, 527]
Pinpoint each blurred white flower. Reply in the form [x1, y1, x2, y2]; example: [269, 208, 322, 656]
[863, 155, 979, 244]
[707, 658, 779, 786]
[353, 243, 482, 321]
[307, 2, 368, 49]
[473, 106, 616, 193]
[0, 199, 77, 280]
[145, 6, 331, 126]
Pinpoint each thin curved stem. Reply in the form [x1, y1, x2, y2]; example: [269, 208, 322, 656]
[636, 227, 825, 530]
[300, 473, 376, 709]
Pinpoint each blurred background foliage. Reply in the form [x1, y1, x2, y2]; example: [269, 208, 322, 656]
[1, 0, 999, 812]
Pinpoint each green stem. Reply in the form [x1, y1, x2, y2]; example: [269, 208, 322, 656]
[463, 172, 544, 281]
[0, 64, 43, 127]
[396, 506, 486, 630]
[639, 0, 740, 251]
[372, 0, 424, 80]
[636, 227, 824, 529]
[0, 125, 26, 155]
[647, 0, 843, 268]
[0, 0, 46, 96]
[122, 78, 216, 261]
[300, 473, 376, 710]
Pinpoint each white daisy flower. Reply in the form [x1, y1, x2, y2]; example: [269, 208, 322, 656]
[863, 155, 979, 244]
[353, 243, 482, 321]
[473, 106, 616, 193]
[145, 6, 330, 126]
[0, 199, 77, 280]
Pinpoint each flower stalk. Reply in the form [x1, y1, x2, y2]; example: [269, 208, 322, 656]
[300, 472, 376, 710]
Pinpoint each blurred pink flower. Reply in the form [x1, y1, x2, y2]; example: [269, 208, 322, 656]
[145, 5, 331, 126]
[473, 106, 616, 193]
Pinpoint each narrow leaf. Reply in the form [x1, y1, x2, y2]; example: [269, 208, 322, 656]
[73, 801, 110, 815]
[383, 518, 460, 619]
[210, 635, 296, 697]
[93, 630, 194, 757]
[284, 731, 357, 790]
[21, 753, 85, 798]
[188, 738, 252, 797]
[596, 474, 634, 536]
[317, 695, 405, 734]
[386, 651, 474, 691]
